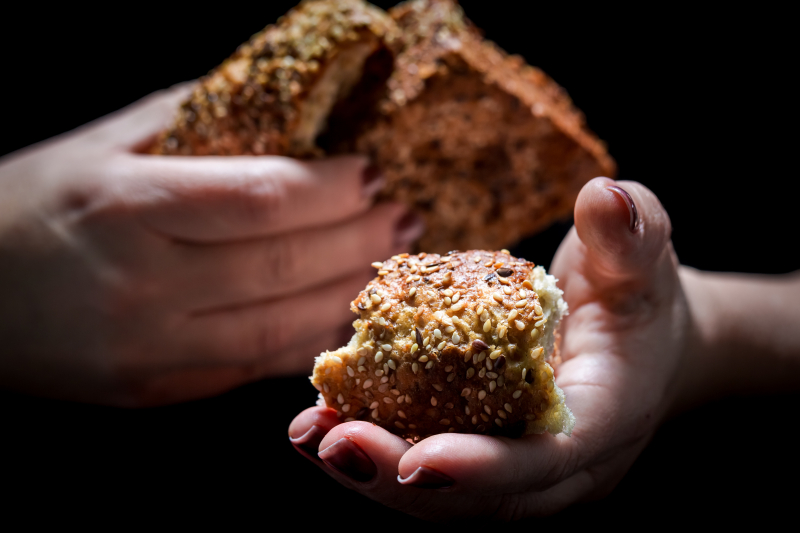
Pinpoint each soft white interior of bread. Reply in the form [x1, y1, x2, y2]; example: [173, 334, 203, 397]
[292, 40, 376, 153]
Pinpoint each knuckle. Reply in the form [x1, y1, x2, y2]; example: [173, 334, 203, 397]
[234, 175, 287, 229]
[266, 234, 303, 285]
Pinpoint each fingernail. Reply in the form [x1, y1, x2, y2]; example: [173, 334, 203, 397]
[607, 185, 640, 232]
[362, 164, 385, 198]
[394, 211, 425, 248]
[318, 438, 377, 483]
[398, 466, 454, 489]
[289, 425, 327, 458]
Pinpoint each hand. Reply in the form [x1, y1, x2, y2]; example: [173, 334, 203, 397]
[288, 177, 690, 519]
[0, 85, 424, 406]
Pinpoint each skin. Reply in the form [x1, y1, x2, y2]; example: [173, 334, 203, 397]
[0, 85, 424, 406]
[289, 177, 800, 520]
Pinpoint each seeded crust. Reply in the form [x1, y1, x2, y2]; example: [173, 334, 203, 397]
[311, 250, 575, 441]
[350, 0, 616, 252]
[151, 0, 400, 157]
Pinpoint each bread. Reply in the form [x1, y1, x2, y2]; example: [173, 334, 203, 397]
[153, 0, 615, 253]
[351, 0, 616, 252]
[152, 0, 400, 157]
[311, 250, 574, 441]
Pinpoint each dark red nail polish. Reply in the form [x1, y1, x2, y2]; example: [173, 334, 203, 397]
[318, 438, 377, 483]
[607, 185, 640, 232]
[290, 425, 327, 458]
[397, 466, 454, 489]
[394, 211, 425, 248]
[362, 164, 384, 198]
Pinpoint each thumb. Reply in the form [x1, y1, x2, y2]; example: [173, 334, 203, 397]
[574, 177, 673, 289]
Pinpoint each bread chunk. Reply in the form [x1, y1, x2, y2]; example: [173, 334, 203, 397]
[152, 0, 400, 157]
[351, 0, 616, 252]
[311, 250, 574, 441]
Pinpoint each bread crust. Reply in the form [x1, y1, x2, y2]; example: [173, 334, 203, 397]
[311, 250, 574, 441]
[152, 0, 400, 157]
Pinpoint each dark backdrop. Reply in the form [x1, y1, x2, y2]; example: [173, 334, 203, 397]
[1, 1, 796, 524]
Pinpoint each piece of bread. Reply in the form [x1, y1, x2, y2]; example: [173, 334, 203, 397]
[152, 0, 400, 157]
[153, 0, 615, 253]
[311, 250, 574, 441]
[351, 0, 616, 252]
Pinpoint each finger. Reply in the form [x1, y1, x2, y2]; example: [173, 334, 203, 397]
[289, 406, 343, 462]
[117, 327, 344, 407]
[176, 270, 372, 366]
[172, 204, 423, 310]
[396, 431, 581, 496]
[129, 155, 383, 242]
[82, 82, 195, 150]
[572, 177, 674, 290]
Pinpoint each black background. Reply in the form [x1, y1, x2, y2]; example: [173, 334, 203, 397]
[1, 0, 797, 525]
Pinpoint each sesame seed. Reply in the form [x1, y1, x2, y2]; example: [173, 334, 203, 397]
[472, 415, 478, 424]
[391, 389, 400, 395]
[415, 328, 423, 346]
[515, 320, 526, 330]
[383, 363, 389, 374]
[431, 396, 438, 406]
[371, 262, 383, 269]
[483, 405, 492, 415]
[477, 351, 487, 363]
[387, 360, 397, 370]
[447, 373, 455, 382]
[439, 419, 450, 425]
[481, 413, 490, 422]
[522, 280, 534, 290]
[418, 355, 429, 363]
[442, 272, 452, 284]
[445, 365, 453, 372]
[493, 293, 504, 303]
[378, 270, 389, 276]
[425, 361, 434, 369]
[395, 421, 405, 429]
[342, 404, 351, 412]
[443, 289, 453, 297]
[484, 261, 493, 267]
[530, 329, 540, 340]
[397, 395, 404, 404]
[474, 256, 481, 263]
[380, 376, 388, 383]
[461, 388, 472, 396]
[371, 409, 379, 418]
[452, 292, 460, 303]
[508, 309, 518, 321]
[489, 380, 497, 392]
[532, 347, 544, 359]
[466, 368, 475, 378]
[433, 384, 443, 391]
[409, 287, 417, 298]
[398, 410, 407, 419]
[445, 403, 454, 410]
[487, 372, 498, 379]
[516, 299, 528, 308]
[478, 390, 487, 400]
[464, 352, 472, 363]
[434, 329, 442, 339]
[521, 368, 528, 381]
[452, 332, 461, 344]
[456, 416, 464, 424]
[381, 344, 392, 352]
[505, 403, 513, 413]
[414, 275, 421, 281]
[498, 410, 507, 420]
[503, 286, 513, 295]
[405, 394, 412, 403]
[380, 303, 391, 312]
[465, 406, 471, 415]
[495, 419, 503, 427]
[477, 305, 485, 316]
[410, 343, 419, 355]
[371, 294, 381, 304]
[375, 352, 384, 363]
[423, 336, 430, 347]
[331, 355, 343, 364]
[451, 301, 465, 312]
[357, 347, 369, 357]
[412, 362, 419, 373]
[337, 393, 344, 404]
[437, 341, 446, 351]
[347, 366, 354, 377]
[535, 318, 546, 328]
[445, 326, 455, 334]
[534, 302, 543, 315]
[363, 379, 373, 389]
[405, 275, 414, 283]
[519, 289, 528, 299]
[323, 383, 330, 393]
[497, 276, 510, 286]
[480, 310, 489, 322]
[444, 297, 451, 306]
[377, 317, 386, 326]
[357, 356, 366, 366]
[483, 319, 492, 332]
[409, 424, 417, 429]
[378, 383, 389, 393]
[383, 397, 394, 404]
[498, 325, 507, 338]
[375, 369, 384, 377]
[489, 349, 502, 359]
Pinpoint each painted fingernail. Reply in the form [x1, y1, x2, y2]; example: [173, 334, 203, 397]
[397, 466, 454, 489]
[289, 425, 327, 458]
[318, 438, 377, 483]
[394, 211, 425, 248]
[362, 164, 385, 198]
[607, 185, 640, 232]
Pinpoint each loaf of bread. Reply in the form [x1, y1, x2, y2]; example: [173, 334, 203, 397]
[153, 0, 615, 253]
[311, 250, 574, 441]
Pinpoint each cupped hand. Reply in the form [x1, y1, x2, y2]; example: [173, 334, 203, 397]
[289, 177, 692, 520]
[0, 85, 423, 406]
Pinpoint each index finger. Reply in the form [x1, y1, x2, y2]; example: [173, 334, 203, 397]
[125, 154, 380, 242]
